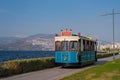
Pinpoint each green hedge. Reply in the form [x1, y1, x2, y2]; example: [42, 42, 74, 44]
[97, 53, 119, 59]
[0, 57, 55, 77]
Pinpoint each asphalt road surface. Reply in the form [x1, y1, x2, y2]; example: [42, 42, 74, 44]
[1, 54, 120, 80]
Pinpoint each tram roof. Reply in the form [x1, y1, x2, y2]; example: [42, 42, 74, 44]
[55, 29, 96, 42]
[55, 36, 79, 41]
[55, 36, 96, 42]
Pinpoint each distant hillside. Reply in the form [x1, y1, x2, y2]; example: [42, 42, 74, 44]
[0, 34, 54, 51]
[0, 37, 23, 45]
[28, 33, 54, 39]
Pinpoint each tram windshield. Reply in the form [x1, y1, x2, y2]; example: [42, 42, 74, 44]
[62, 41, 69, 51]
[55, 41, 78, 51]
[69, 41, 78, 51]
[55, 41, 61, 51]
[55, 41, 69, 51]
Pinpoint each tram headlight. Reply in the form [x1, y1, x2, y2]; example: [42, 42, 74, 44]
[63, 55, 67, 61]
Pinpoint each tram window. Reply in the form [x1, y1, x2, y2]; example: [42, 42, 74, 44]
[70, 41, 78, 51]
[83, 40, 85, 51]
[87, 41, 89, 51]
[94, 42, 97, 51]
[90, 41, 92, 51]
[55, 41, 61, 51]
[62, 41, 69, 51]
[92, 42, 94, 51]
[78, 39, 81, 51]
[84, 40, 89, 51]
[90, 41, 93, 51]
[89, 41, 93, 51]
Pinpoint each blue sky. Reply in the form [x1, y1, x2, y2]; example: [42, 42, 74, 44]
[0, 0, 120, 42]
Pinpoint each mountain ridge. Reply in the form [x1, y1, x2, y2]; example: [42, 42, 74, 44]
[0, 34, 54, 51]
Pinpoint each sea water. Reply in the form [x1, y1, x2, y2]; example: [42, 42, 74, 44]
[0, 51, 55, 63]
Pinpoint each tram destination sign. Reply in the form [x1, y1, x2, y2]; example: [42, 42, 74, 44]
[61, 30, 72, 36]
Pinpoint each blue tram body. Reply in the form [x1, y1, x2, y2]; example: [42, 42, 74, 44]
[55, 29, 97, 66]
[55, 51, 78, 63]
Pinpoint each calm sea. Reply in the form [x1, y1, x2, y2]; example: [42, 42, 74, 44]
[0, 51, 55, 63]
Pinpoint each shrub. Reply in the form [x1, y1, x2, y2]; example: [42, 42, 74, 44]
[97, 53, 119, 59]
[0, 67, 12, 77]
[0, 57, 55, 77]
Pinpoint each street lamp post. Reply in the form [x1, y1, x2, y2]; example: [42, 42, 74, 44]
[101, 9, 120, 60]
[112, 9, 115, 60]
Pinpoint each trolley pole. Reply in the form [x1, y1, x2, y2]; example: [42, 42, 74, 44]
[101, 9, 120, 61]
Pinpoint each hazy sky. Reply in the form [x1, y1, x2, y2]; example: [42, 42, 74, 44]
[0, 0, 120, 42]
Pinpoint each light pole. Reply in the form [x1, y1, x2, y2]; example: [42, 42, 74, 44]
[101, 9, 120, 60]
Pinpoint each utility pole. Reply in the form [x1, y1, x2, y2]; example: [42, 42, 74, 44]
[101, 9, 120, 61]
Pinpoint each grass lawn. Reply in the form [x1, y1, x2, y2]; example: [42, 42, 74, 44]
[60, 58, 120, 80]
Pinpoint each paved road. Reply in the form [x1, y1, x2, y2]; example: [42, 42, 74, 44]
[1, 54, 120, 80]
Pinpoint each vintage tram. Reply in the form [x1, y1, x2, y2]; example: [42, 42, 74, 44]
[55, 29, 97, 66]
